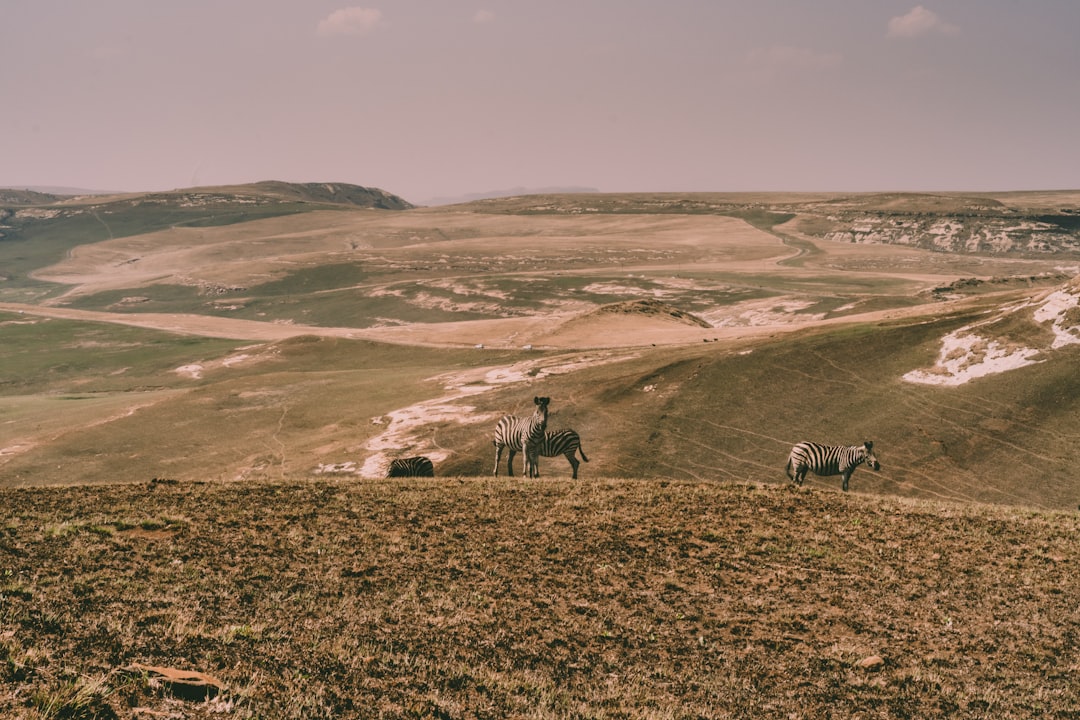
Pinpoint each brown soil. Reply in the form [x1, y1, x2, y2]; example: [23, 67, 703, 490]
[2, 477, 1077, 718]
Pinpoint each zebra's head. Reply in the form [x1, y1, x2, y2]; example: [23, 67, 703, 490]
[863, 441, 881, 471]
[534, 396, 550, 428]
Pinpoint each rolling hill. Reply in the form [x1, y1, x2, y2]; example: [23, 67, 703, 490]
[458, 190, 1080, 255]
[2, 185, 1078, 510]
[2, 186, 1080, 718]
[0, 181, 412, 305]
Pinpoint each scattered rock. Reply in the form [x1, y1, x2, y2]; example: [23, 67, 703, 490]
[123, 663, 226, 701]
[857, 655, 885, 671]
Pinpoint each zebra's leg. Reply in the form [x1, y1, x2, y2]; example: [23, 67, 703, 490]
[842, 471, 851, 492]
[525, 447, 540, 478]
[493, 443, 503, 476]
[565, 451, 579, 479]
[506, 449, 517, 477]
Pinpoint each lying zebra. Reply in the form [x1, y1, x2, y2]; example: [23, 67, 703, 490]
[538, 428, 590, 479]
[386, 456, 435, 478]
[493, 396, 550, 477]
[786, 440, 880, 492]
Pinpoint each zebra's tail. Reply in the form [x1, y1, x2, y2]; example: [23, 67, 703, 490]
[578, 445, 589, 463]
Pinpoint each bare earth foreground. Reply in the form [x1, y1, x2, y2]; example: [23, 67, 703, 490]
[2, 477, 1077, 719]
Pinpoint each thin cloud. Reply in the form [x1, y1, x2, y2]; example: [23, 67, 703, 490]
[473, 10, 495, 24]
[887, 5, 959, 38]
[317, 7, 383, 36]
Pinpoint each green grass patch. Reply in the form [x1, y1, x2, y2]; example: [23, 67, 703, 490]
[246, 262, 370, 296]
[0, 201, 325, 290]
[0, 331, 520, 486]
[63, 284, 205, 313]
[0, 312, 242, 396]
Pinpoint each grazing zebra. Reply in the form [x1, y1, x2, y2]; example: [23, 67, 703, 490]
[786, 441, 880, 492]
[493, 396, 551, 478]
[538, 428, 590, 479]
[386, 456, 434, 478]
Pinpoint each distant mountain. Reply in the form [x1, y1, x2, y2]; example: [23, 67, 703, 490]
[0, 181, 414, 260]
[219, 181, 414, 210]
[0, 186, 119, 199]
[0, 181, 414, 211]
[0, 188, 70, 205]
[446, 189, 1080, 256]
[420, 186, 600, 207]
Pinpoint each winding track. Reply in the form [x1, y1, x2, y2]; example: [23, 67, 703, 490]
[0, 285, 1004, 352]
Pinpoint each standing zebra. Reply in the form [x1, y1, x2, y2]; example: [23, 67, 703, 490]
[386, 456, 435, 478]
[538, 428, 590, 479]
[786, 440, 880, 492]
[493, 396, 551, 478]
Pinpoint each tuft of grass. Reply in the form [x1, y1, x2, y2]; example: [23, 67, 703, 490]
[31, 674, 117, 720]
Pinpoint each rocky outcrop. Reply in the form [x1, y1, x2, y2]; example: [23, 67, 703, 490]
[594, 298, 712, 328]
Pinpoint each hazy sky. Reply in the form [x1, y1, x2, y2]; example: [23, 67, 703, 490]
[3, 1, 1079, 204]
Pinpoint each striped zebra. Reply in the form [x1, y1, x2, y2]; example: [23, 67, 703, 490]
[493, 396, 551, 478]
[786, 441, 880, 492]
[538, 428, 590, 479]
[386, 456, 434, 478]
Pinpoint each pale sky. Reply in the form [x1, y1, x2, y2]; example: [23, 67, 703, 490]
[2, 1, 1078, 204]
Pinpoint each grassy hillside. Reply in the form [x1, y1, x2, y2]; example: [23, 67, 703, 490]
[0, 182, 410, 304]
[4, 294, 1079, 510]
[0, 315, 516, 487]
[1, 477, 1076, 718]
[3, 198, 1079, 487]
[439, 302, 1080, 511]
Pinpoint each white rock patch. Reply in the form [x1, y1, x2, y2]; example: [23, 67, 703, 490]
[903, 284, 1080, 386]
[704, 297, 823, 328]
[1032, 289, 1080, 348]
[174, 364, 204, 379]
[902, 330, 1041, 386]
[355, 351, 631, 477]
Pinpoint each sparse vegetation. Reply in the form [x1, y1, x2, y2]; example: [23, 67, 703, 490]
[2, 477, 1078, 718]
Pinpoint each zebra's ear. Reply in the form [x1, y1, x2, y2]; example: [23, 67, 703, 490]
[865, 440, 873, 449]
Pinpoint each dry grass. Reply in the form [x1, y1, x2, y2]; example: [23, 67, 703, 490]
[2, 477, 1078, 718]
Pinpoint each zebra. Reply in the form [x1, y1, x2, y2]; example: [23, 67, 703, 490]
[386, 456, 434, 478]
[538, 428, 590, 479]
[785, 441, 880, 492]
[493, 396, 551, 478]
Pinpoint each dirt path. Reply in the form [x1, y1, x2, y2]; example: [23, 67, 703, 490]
[0, 302, 362, 342]
[0, 290, 1003, 351]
